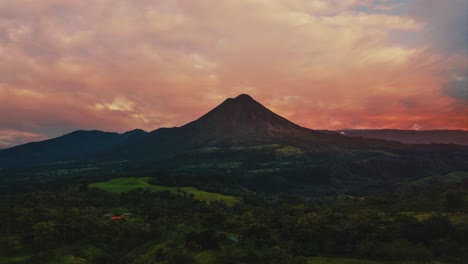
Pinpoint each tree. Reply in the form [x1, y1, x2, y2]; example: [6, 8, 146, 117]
[445, 191, 465, 212]
[32, 221, 57, 246]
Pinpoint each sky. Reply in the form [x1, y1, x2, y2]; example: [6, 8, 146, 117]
[0, 0, 467, 148]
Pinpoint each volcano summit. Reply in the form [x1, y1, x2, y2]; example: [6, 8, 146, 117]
[1, 94, 467, 166]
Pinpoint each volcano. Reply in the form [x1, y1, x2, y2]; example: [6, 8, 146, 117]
[121, 94, 372, 157]
[1, 94, 468, 196]
[177, 94, 325, 145]
[1, 94, 466, 166]
[183, 94, 300, 142]
[117, 94, 465, 160]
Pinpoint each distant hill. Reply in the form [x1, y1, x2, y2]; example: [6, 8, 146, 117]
[0, 129, 147, 165]
[331, 129, 468, 146]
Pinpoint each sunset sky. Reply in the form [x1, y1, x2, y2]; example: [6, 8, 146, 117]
[0, 0, 467, 148]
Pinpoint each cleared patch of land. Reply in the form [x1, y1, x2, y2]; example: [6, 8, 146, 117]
[0, 255, 32, 264]
[193, 251, 217, 264]
[411, 171, 468, 186]
[308, 257, 446, 264]
[89, 177, 241, 206]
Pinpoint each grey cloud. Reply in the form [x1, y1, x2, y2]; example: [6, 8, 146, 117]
[444, 72, 468, 101]
[410, 0, 468, 54]
[400, 98, 418, 108]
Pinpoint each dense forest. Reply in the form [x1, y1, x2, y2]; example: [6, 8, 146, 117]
[1, 171, 468, 264]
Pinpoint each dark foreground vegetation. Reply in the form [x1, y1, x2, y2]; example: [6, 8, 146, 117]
[1, 171, 468, 264]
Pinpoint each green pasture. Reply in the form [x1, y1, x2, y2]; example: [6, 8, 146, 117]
[89, 177, 241, 206]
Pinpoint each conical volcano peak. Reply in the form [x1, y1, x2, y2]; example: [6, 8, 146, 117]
[234, 94, 255, 101]
[223, 94, 258, 105]
[215, 94, 271, 117]
[180, 93, 306, 144]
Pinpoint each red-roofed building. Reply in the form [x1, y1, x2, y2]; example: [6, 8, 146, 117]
[111, 215, 124, 220]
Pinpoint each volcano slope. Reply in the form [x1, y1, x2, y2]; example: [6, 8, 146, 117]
[1, 94, 467, 195]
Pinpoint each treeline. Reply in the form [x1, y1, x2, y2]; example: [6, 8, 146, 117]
[1, 180, 468, 264]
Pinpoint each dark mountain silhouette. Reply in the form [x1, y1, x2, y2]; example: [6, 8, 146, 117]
[114, 94, 389, 159]
[0, 129, 147, 165]
[334, 129, 468, 146]
[120, 94, 465, 160]
[1, 94, 468, 196]
[0, 94, 466, 166]
[182, 94, 305, 144]
[138, 94, 333, 147]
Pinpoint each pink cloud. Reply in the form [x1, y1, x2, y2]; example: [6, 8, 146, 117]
[0, 129, 47, 148]
[0, 0, 466, 147]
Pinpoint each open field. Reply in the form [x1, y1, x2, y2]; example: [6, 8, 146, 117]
[193, 251, 217, 264]
[411, 171, 468, 185]
[0, 255, 32, 264]
[89, 177, 242, 206]
[308, 257, 446, 264]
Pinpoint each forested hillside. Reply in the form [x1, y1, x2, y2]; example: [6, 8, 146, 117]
[1, 172, 468, 264]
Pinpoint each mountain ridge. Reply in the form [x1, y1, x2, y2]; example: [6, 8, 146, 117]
[1, 94, 468, 197]
[0, 129, 148, 165]
[1, 94, 467, 166]
[328, 129, 468, 146]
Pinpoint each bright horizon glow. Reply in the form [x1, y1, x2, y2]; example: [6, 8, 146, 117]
[0, 0, 467, 148]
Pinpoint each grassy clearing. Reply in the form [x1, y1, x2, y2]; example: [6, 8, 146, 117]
[308, 257, 381, 264]
[449, 213, 468, 226]
[89, 177, 242, 206]
[0, 255, 32, 264]
[275, 146, 304, 157]
[400, 211, 433, 221]
[412, 171, 468, 185]
[193, 251, 216, 264]
[308, 257, 445, 264]
[90, 177, 155, 193]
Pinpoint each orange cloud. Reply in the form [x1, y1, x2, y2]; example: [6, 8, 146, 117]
[0, 129, 47, 149]
[0, 0, 466, 147]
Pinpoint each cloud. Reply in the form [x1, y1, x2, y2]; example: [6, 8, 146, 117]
[0, 129, 47, 149]
[410, 0, 468, 54]
[444, 72, 468, 101]
[410, 123, 422, 130]
[95, 97, 136, 112]
[0, 0, 466, 147]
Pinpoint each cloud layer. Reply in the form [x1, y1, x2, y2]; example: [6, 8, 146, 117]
[0, 0, 467, 147]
